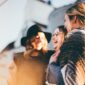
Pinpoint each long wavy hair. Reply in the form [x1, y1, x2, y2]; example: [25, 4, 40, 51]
[66, 2, 85, 28]
[58, 29, 85, 84]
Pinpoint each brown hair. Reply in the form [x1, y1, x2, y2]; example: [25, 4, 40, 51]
[58, 25, 67, 36]
[66, 2, 85, 28]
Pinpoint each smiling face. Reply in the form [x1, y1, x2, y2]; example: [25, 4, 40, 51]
[32, 32, 47, 50]
[52, 28, 65, 51]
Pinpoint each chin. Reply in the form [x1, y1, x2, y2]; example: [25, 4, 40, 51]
[36, 46, 42, 50]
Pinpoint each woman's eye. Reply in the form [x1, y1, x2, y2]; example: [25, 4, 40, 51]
[56, 34, 58, 36]
[52, 33, 58, 36]
[41, 37, 44, 39]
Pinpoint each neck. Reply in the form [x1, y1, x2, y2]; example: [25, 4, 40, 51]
[24, 49, 40, 57]
[30, 50, 40, 57]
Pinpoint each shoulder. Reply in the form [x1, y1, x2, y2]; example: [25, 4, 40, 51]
[66, 29, 85, 38]
[13, 52, 24, 65]
[14, 52, 23, 57]
[14, 52, 24, 60]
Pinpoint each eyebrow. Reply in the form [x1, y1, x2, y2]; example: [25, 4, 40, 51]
[52, 33, 59, 36]
[53, 32, 64, 35]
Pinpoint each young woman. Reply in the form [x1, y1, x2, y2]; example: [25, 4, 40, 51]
[46, 25, 67, 85]
[58, 2, 85, 85]
[64, 2, 85, 32]
[12, 24, 54, 85]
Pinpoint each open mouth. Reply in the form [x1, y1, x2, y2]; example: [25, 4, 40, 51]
[54, 41, 58, 44]
[54, 46, 57, 50]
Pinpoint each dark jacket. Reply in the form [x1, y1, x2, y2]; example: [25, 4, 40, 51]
[58, 30, 85, 85]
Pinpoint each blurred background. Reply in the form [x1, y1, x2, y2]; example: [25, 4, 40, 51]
[0, 0, 84, 52]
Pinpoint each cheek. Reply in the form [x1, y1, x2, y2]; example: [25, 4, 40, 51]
[31, 42, 35, 47]
[58, 35, 64, 44]
[52, 36, 55, 42]
[64, 15, 71, 32]
[64, 21, 67, 28]
[58, 38, 62, 44]
[52, 35, 57, 40]
[65, 20, 69, 27]
[65, 21, 72, 32]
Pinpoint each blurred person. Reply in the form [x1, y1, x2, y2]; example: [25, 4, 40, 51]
[52, 26, 67, 52]
[0, 43, 17, 85]
[0, 30, 26, 85]
[13, 24, 54, 85]
[46, 25, 67, 85]
[0, 29, 27, 85]
[58, 2, 85, 85]
[64, 2, 85, 32]
[0, 41, 15, 53]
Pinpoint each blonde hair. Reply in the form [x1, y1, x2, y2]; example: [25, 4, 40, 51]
[26, 33, 48, 54]
[41, 34, 48, 53]
[66, 2, 85, 28]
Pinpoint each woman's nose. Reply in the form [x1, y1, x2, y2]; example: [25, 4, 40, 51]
[36, 35, 40, 39]
[36, 36, 41, 42]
